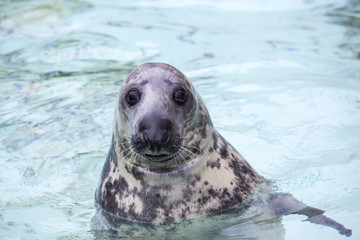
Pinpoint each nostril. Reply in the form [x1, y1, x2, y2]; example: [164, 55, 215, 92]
[161, 119, 173, 132]
[141, 132, 152, 149]
[142, 132, 149, 143]
[162, 132, 170, 144]
[139, 121, 147, 133]
[132, 134, 146, 150]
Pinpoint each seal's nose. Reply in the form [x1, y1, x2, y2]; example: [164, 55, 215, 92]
[138, 114, 173, 152]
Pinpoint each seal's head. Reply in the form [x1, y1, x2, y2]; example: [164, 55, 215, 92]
[114, 62, 209, 172]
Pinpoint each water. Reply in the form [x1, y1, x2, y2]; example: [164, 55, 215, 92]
[0, 0, 359, 239]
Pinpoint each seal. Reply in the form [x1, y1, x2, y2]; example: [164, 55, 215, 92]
[94, 62, 260, 223]
[93, 63, 352, 238]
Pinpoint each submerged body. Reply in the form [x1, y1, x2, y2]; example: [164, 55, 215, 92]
[93, 63, 351, 237]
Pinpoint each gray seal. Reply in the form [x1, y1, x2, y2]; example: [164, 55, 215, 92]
[95, 62, 260, 223]
[93, 63, 352, 238]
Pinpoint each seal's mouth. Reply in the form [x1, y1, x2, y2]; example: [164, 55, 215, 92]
[144, 153, 174, 162]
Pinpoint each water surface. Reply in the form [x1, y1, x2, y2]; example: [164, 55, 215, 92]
[0, 0, 359, 239]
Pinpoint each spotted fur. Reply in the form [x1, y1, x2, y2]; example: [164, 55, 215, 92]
[95, 63, 260, 223]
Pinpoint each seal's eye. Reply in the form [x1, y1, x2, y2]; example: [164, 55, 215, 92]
[173, 88, 186, 105]
[126, 89, 141, 106]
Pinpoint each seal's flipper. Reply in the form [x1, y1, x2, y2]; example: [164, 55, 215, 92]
[269, 193, 352, 237]
[304, 214, 352, 237]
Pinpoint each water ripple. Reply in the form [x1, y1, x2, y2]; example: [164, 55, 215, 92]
[0, 0, 359, 239]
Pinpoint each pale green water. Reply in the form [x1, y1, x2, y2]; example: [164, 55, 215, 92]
[0, 0, 359, 239]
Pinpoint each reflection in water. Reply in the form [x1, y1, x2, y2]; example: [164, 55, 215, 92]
[328, 0, 360, 59]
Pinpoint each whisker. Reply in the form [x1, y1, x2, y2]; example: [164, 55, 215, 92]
[117, 140, 132, 145]
[180, 146, 194, 157]
[169, 68, 176, 82]
[174, 153, 182, 166]
[173, 151, 183, 166]
[137, 64, 144, 81]
[129, 151, 137, 164]
[179, 146, 195, 160]
[179, 150, 191, 167]
[166, 64, 172, 81]
[182, 144, 202, 157]
[123, 147, 134, 159]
